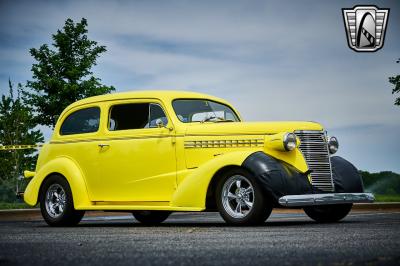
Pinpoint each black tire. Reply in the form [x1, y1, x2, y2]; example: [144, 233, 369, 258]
[132, 211, 171, 224]
[216, 168, 272, 225]
[304, 204, 352, 223]
[39, 174, 85, 226]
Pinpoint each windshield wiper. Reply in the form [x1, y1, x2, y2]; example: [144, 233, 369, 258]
[201, 116, 234, 123]
[214, 119, 234, 123]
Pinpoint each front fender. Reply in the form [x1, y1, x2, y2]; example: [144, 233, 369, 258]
[331, 156, 364, 193]
[171, 151, 255, 209]
[24, 156, 91, 209]
[242, 151, 313, 204]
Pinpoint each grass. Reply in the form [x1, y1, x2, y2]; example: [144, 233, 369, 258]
[374, 194, 400, 202]
[0, 202, 36, 210]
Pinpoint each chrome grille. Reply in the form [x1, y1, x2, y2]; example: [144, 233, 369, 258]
[294, 130, 334, 192]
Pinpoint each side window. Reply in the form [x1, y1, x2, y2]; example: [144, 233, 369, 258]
[147, 104, 168, 128]
[60, 107, 100, 135]
[108, 103, 168, 131]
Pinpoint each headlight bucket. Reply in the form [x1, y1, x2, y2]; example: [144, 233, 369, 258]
[283, 132, 297, 151]
[265, 132, 298, 152]
[328, 136, 339, 154]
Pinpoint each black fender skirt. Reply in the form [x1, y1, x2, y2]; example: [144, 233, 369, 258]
[242, 152, 364, 205]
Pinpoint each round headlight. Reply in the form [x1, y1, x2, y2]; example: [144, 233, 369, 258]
[283, 133, 297, 151]
[328, 136, 339, 154]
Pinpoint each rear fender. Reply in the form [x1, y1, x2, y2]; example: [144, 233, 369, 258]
[24, 157, 91, 208]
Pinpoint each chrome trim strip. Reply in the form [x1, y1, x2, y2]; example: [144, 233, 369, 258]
[50, 135, 184, 144]
[278, 193, 375, 207]
[185, 133, 274, 137]
[184, 139, 264, 149]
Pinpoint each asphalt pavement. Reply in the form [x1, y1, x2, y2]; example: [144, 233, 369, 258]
[0, 209, 399, 265]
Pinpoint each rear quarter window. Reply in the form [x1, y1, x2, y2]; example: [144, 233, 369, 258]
[60, 107, 100, 135]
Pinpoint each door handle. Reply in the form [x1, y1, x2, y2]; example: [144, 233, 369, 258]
[98, 144, 109, 148]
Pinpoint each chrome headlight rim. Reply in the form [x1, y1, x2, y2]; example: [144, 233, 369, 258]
[283, 132, 297, 151]
[328, 136, 339, 154]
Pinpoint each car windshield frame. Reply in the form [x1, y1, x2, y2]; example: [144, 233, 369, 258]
[172, 98, 241, 123]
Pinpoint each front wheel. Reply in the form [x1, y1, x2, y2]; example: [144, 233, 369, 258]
[304, 204, 352, 223]
[39, 174, 85, 226]
[132, 211, 171, 224]
[216, 168, 272, 225]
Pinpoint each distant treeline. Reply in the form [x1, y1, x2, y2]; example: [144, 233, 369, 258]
[360, 171, 400, 195]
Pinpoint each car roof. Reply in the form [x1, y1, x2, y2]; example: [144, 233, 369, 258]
[67, 90, 228, 109]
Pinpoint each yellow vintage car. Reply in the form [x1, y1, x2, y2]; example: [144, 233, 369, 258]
[23, 91, 374, 226]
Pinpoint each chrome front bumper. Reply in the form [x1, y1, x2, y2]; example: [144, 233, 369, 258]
[278, 193, 375, 207]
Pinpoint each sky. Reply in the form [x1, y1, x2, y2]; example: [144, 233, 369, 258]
[0, 0, 399, 172]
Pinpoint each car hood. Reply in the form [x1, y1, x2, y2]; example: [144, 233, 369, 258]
[184, 121, 324, 136]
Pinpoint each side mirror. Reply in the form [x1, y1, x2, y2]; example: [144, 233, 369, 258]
[155, 118, 173, 131]
[156, 118, 164, 128]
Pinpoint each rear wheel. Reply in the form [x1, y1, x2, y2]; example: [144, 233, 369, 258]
[216, 168, 272, 225]
[40, 175, 85, 226]
[132, 211, 171, 224]
[304, 204, 352, 223]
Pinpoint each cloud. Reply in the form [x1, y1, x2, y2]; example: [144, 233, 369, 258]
[0, 0, 399, 172]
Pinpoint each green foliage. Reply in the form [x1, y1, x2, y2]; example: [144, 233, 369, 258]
[360, 170, 400, 195]
[0, 179, 18, 202]
[389, 58, 400, 106]
[0, 201, 34, 209]
[0, 80, 44, 202]
[374, 194, 400, 202]
[23, 18, 115, 128]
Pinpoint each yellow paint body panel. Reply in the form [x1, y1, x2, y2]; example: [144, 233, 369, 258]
[24, 156, 91, 208]
[171, 151, 255, 209]
[24, 170, 36, 178]
[23, 90, 323, 211]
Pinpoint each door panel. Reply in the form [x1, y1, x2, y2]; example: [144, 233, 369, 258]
[88, 99, 177, 202]
[94, 130, 176, 201]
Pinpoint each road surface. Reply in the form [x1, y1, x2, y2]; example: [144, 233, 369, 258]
[0, 209, 399, 265]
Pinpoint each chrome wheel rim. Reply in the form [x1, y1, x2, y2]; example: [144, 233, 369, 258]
[45, 184, 66, 218]
[221, 175, 254, 218]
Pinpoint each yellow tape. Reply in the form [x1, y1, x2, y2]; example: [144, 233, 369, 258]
[0, 144, 43, 150]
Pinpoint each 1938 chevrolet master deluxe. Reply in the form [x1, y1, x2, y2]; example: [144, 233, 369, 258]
[23, 91, 374, 226]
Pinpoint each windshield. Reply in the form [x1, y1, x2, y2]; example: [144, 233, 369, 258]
[172, 99, 240, 123]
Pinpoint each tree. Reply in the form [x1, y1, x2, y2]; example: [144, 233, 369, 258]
[360, 170, 400, 195]
[0, 80, 44, 202]
[389, 58, 400, 106]
[23, 18, 114, 128]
